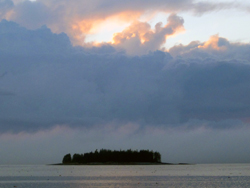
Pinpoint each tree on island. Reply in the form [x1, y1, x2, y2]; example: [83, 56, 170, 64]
[62, 149, 162, 164]
[62, 153, 71, 164]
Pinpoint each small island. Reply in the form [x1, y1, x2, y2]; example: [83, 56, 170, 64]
[60, 149, 164, 165]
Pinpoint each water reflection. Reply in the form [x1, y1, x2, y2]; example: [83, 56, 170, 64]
[1, 176, 250, 188]
[0, 164, 250, 187]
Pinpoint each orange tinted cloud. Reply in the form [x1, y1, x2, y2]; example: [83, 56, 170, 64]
[111, 13, 184, 55]
[168, 35, 233, 58]
[198, 35, 227, 51]
[4, 0, 236, 48]
[112, 21, 152, 44]
[69, 11, 141, 45]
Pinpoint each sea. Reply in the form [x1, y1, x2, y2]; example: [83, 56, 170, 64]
[0, 164, 250, 187]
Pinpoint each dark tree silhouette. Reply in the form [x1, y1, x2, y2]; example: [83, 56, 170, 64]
[153, 152, 161, 163]
[62, 149, 162, 164]
[62, 153, 71, 164]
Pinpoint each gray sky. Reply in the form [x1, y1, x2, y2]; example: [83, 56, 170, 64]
[0, 0, 250, 164]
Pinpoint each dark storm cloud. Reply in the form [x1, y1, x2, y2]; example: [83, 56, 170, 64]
[173, 61, 250, 122]
[0, 19, 71, 55]
[1, 20, 250, 133]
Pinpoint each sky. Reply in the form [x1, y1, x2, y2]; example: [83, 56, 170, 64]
[0, 0, 250, 164]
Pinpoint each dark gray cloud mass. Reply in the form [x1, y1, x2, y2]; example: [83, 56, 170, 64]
[0, 19, 72, 55]
[1, 20, 250, 134]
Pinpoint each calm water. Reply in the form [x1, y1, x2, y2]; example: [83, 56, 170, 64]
[0, 164, 250, 187]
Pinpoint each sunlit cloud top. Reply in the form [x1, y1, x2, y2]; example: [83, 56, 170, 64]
[1, 0, 247, 50]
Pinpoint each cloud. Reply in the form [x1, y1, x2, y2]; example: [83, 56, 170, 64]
[169, 35, 250, 61]
[0, 0, 14, 19]
[1, 20, 250, 135]
[1, 0, 240, 46]
[1, 12, 250, 163]
[112, 14, 184, 55]
[8, 0, 52, 29]
[0, 19, 72, 55]
[191, 1, 234, 15]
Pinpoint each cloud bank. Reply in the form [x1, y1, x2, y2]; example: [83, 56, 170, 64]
[1, 20, 250, 134]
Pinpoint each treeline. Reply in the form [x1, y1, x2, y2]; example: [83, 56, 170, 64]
[62, 149, 161, 164]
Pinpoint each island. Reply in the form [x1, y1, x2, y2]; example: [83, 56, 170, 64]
[60, 149, 165, 165]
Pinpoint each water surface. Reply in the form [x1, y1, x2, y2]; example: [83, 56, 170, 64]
[0, 164, 250, 187]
